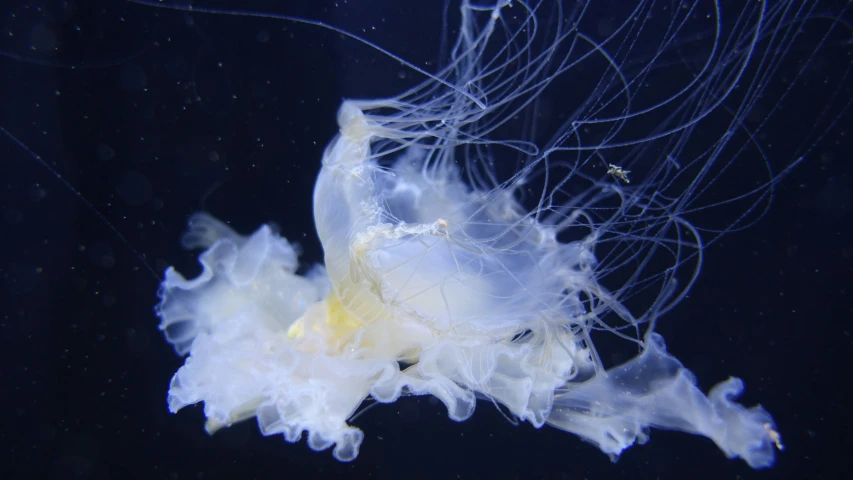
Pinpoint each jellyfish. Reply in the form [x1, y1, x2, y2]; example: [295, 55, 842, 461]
[152, 0, 845, 467]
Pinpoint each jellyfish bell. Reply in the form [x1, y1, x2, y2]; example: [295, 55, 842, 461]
[151, 0, 846, 468]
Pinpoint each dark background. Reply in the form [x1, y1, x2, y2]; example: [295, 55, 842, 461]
[1, 1, 851, 479]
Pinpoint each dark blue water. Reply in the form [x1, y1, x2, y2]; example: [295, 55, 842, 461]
[1, 1, 850, 479]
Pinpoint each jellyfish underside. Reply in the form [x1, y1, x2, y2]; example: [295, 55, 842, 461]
[156, 98, 781, 466]
[154, 0, 786, 469]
